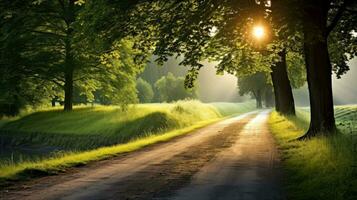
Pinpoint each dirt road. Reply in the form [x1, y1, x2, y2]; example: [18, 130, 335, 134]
[1, 111, 284, 200]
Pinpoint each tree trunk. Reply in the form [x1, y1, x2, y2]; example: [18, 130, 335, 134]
[264, 86, 274, 108]
[271, 73, 281, 112]
[301, 0, 336, 138]
[64, 70, 73, 111]
[270, 50, 295, 115]
[256, 89, 263, 109]
[63, 42, 74, 111]
[51, 99, 56, 107]
[63, 1, 75, 111]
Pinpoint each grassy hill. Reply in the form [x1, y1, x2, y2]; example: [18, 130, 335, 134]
[0, 100, 255, 183]
[0, 101, 255, 150]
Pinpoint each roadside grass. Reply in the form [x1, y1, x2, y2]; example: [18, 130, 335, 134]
[0, 118, 12, 129]
[0, 100, 255, 184]
[0, 119, 219, 184]
[210, 101, 256, 116]
[1, 101, 219, 150]
[269, 108, 357, 200]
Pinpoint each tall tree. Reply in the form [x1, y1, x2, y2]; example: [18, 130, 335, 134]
[299, 0, 356, 137]
[0, 0, 147, 113]
[238, 72, 269, 109]
[270, 50, 295, 115]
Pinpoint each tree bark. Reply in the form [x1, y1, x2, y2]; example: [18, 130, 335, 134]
[64, 69, 73, 111]
[301, 0, 336, 138]
[270, 50, 296, 115]
[63, 40, 74, 111]
[264, 86, 274, 108]
[63, 0, 75, 111]
[255, 89, 263, 109]
[271, 73, 281, 112]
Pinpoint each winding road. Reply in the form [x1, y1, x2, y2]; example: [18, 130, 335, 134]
[1, 111, 284, 200]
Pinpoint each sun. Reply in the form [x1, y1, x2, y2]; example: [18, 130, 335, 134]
[252, 25, 265, 39]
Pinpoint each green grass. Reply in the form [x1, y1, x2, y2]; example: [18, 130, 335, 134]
[269, 108, 357, 200]
[0, 100, 255, 184]
[0, 119, 220, 183]
[210, 101, 255, 116]
[1, 100, 251, 150]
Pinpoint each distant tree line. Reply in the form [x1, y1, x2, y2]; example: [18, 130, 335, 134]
[137, 67, 197, 103]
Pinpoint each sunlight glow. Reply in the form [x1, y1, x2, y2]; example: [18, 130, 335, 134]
[252, 25, 265, 39]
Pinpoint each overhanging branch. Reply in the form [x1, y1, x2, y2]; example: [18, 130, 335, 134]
[327, 0, 354, 35]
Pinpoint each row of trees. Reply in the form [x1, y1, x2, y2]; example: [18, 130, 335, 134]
[103, 0, 354, 138]
[1, 0, 356, 139]
[237, 51, 306, 109]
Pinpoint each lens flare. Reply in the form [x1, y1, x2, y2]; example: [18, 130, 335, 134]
[253, 26, 265, 39]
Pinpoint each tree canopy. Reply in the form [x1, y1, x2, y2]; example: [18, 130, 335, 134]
[0, 0, 147, 113]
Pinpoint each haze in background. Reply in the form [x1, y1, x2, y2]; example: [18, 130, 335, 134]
[293, 58, 357, 106]
[197, 62, 249, 102]
[140, 57, 248, 102]
[142, 57, 356, 105]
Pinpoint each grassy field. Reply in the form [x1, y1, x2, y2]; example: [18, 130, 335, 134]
[0, 100, 255, 184]
[269, 106, 357, 200]
[1, 101, 255, 150]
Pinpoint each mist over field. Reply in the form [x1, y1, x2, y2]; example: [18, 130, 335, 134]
[293, 58, 357, 106]
[197, 62, 249, 103]
[333, 58, 357, 105]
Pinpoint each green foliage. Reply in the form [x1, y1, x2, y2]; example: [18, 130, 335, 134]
[139, 56, 187, 86]
[0, 0, 147, 113]
[155, 73, 197, 102]
[328, 31, 357, 78]
[237, 72, 270, 108]
[238, 72, 269, 97]
[118, 1, 293, 87]
[0, 0, 58, 115]
[136, 78, 154, 103]
[95, 39, 145, 106]
[286, 52, 306, 89]
[327, 1, 357, 78]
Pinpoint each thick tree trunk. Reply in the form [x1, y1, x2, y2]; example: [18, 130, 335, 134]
[255, 90, 263, 109]
[64, 69, 73, 111]
[301, 0, 336, 138]
[270, 50, 295, 115]
[264, 87, 274, 108]
[271, 73, 281, 112]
